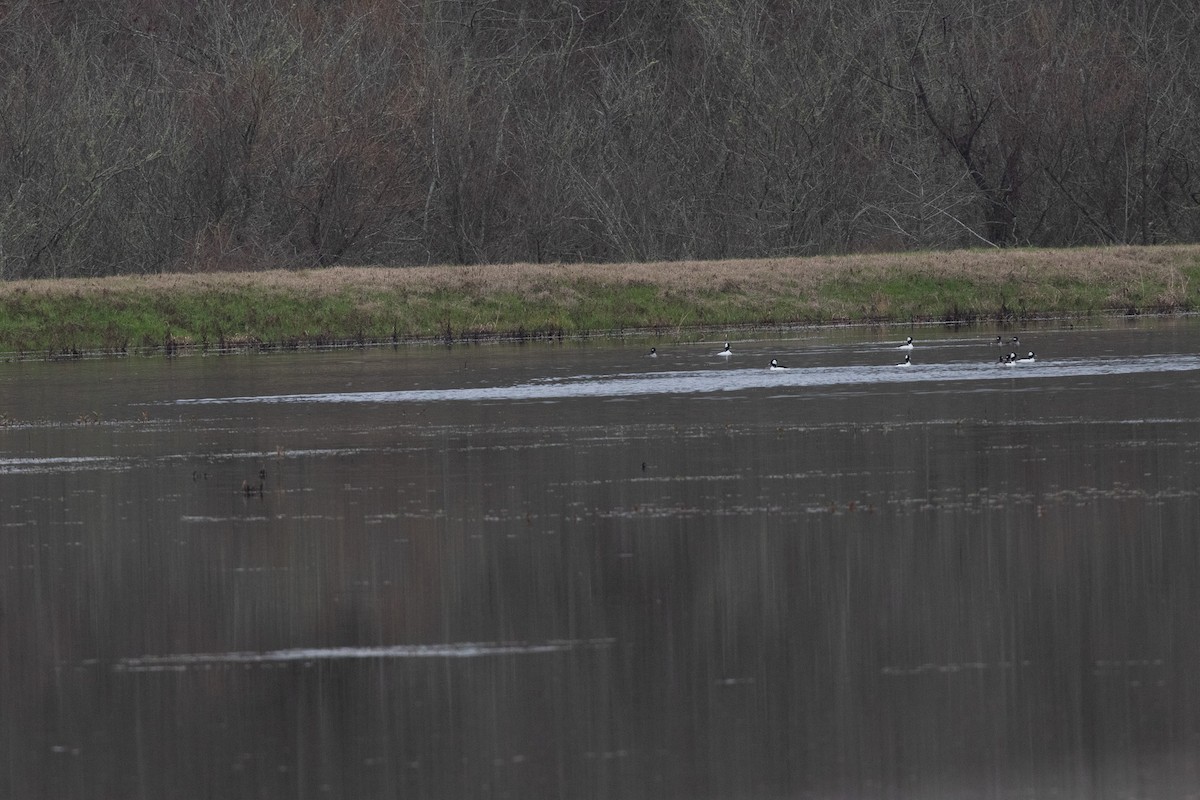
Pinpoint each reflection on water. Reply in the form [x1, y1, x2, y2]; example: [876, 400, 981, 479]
[3, 320, 1200, 798]
[114, 638, 618, 672]
[174, 353, 1200, 405]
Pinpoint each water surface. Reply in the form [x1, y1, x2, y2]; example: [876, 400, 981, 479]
[3, 319, 1200, 798]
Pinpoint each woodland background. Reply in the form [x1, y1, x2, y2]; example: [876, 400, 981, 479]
[1, 0, 1198, 279]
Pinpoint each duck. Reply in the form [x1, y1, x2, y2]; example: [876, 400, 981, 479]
[1004, 352, 1018, 365]
[993, 336, 1003, 346]
[717, 342, 732, 357]
[769, 359, 788, 370]
[899, 337, 914, 350]
[647, 347, 658, 358]
[897, 354, 911, 367]
[1010, 335, 1021, 346]
[1017, 351, 1036, 363]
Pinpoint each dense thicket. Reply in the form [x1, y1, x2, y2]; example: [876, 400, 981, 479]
[1, 0, 1198, 278]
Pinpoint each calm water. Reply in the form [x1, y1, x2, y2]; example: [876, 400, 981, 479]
[3, 319, 1200, 799]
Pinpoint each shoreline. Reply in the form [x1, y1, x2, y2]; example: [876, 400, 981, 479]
[9, 309, 1196, 364]
[2, 244, 1198, 360]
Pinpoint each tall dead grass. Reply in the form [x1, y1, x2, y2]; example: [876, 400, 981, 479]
[3, 244, 1194, 302]
[1, 245, 1197, 352]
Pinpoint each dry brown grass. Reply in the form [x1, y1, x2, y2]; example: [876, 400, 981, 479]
[4, 244, 1194, 301]
[2, 244, 1197, 355]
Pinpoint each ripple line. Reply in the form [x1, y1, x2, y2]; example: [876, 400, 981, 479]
[113, 638, 616, 672]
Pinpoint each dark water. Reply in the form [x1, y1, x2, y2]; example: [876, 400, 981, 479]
[3, 319, 1200, 799]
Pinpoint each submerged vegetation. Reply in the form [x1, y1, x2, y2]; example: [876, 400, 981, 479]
[1, 245, 1197, 358]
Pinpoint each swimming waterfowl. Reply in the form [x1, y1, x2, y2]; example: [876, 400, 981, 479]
[899, 337, 914, 350]
[648, 347, 658, 357]
[717, 342, 732, 357]
[1017, 351, 1036, 362]
[897, 354, 911, 366]
[769, 359, 788, 370]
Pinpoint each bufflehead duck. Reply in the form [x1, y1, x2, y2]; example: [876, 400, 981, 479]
[647, 347, 658, 357]
[897, 354, 911, 366]
[993, 336, 1003, 346]
[899, 337, 914, 350]
[717, 342, 732, 356]
[1017, 351, 1035, 362]
[769, 359, 788, 370]
[1004, 352, 1018, 365]
[1010, 335, 1020, 345]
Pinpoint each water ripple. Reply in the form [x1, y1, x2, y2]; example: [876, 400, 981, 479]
[173, 354, 1200, 405]
[113, 638, 617, 672]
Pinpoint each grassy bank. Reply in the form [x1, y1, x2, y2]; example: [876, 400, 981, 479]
[2, 245, 1199, 357]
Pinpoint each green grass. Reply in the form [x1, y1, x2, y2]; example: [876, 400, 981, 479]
[1, 245, 1199, 357]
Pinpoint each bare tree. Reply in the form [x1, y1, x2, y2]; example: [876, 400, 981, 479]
[1, 0, 1199, 278]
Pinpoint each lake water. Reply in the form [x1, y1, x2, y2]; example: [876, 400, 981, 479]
[3, 318, 1200, 799]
